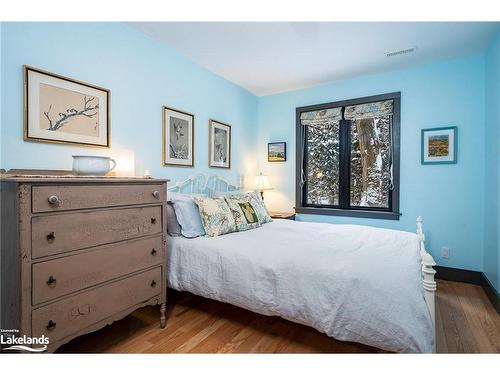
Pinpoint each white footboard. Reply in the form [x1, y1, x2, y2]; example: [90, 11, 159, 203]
[416, 216, 437, 353]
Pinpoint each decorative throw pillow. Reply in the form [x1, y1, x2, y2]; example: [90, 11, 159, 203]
[245, 191, 272, 224]
[225, 196, 262, 232]
[205, 191, 272, 225]
[193, 197, 237, 237]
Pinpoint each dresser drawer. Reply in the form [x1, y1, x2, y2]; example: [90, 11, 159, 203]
[32, 267, 162, 343]
[32, 206, 162, 258]
[32, 235, 164, 305]
[32, 184, 165, 213]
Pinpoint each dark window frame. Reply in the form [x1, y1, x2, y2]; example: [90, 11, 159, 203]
[295, 92, 401, 220]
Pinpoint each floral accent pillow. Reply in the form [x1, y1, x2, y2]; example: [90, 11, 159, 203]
[210, 191, 272, 225]
[192, 197, 237, 237]
[245, 191, 272, 224]
[225, 196, 261, 232]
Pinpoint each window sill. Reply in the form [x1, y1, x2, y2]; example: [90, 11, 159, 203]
[295, 206, 401, 220]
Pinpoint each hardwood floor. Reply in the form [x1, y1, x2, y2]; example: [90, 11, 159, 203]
[57, 280, 499, 353]
[436, 280, 499, 352]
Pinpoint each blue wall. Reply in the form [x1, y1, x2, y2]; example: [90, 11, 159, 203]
[0, 22, 258, 185]
[257, 55, 486, 271]
[1, 22, 498, 279]
[484, 32, 500, 292]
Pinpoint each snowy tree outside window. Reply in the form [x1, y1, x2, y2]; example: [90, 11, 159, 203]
[350, 116, 391, 208]
[306, 122, 339, 205]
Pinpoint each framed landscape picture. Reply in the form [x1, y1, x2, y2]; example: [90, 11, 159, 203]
[268, 142, 286, 162]
[163, 106, 194, 167]
[209, 119, 231, 168]
[24, 65, 110, 147]
[421, 126, 457, 164]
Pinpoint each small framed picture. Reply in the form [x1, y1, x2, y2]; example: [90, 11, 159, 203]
[421, 126, 457, 164]
[209, 119, 231, 169]
[163, 106, 194, 167]
[268, 142, 286, 162]
[24, 65, 110, 147]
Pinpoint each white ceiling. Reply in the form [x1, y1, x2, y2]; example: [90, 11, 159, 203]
[129, 22, 499, 96]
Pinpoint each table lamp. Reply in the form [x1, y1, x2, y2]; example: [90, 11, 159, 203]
[254, 172, 273, 200]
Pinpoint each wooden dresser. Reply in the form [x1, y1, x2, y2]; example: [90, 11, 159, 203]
[1, 175, 168, 352]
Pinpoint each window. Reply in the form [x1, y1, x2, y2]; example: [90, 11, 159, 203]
[296, 92, 400, 220]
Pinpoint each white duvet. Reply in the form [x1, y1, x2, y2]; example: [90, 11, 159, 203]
[167, 219, 434, 353]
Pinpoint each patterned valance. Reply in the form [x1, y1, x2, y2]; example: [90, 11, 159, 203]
[300, 107, 342, 127]
[344, 100, 393, 120]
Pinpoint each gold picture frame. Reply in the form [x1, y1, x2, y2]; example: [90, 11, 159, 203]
[24, 65, 111, 147]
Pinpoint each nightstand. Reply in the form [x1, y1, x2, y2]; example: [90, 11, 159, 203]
[269, 211, 296, 220]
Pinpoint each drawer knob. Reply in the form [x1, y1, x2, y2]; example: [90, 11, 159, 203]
[151, 280, 157, 288]
[46, 232, 55, 243]
[48, 195, 60, 205]
[151, 248, 157, 256]
[151, 217, 157, 224]
[46, 275, 57, 287]
[152, 190, 160, 199]
[46, 320, 56, 331]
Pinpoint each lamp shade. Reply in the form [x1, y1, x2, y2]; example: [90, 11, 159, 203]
[254, 173, 273, 191]
[113, 149, 135, 176]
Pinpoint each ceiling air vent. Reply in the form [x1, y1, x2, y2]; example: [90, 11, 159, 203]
[385, 47, 417, 58]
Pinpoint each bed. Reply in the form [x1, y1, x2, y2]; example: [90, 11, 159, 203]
[166, 174, 437, 353]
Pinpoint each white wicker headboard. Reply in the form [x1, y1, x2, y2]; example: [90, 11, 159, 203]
[167, 174, 242, 195]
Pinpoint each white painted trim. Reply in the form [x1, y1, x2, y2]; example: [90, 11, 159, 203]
[417, 216, 437, 353]
[167, 173, 240, 195]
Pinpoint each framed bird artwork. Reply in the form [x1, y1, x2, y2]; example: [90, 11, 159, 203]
[162, 106, 194, 167]
[209, 119, 231, 169]
[24, 65, 111, 147]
